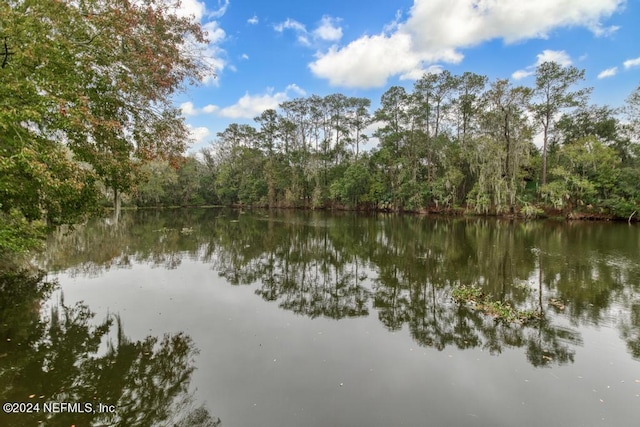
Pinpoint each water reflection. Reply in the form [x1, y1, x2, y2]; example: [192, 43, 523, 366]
[37, 208, 640, 367]
[0, 268, 219, 427]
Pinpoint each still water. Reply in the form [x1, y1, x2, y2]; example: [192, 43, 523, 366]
[2, 208, 640, 426]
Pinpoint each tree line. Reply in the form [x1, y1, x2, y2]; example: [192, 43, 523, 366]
[136, 65, 640, 221]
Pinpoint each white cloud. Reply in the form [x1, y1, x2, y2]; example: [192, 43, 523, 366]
[597, 67, 618, 79]
[383, 9, 404, 34]
[590, 23, 620, 37]
[247, 15, 259, 25]
[512, 69, 534, 80]
[313, 16, 343, 42]
[310, 32, 459, 88]
[536, 50, 572, 67]
[187, 125, 212, 145]
[286, 83, 307, 96]
[404, 0, 622, 48]
[203, 104, 219, 114]
[219, 91, 288, 119]
[203, 20, 226, 44]
[180, 102, 198, 116]
[274, 18, 307, 33]
[297, 35, 311, 47]
[180, 102, 219, 116]
[241, 53, 249, 60]
[172, 0, 206, 21]
[276, 15, 343, 47]
[170, 2, 228, 85]
[209, 0, 229, 19]
[400, 64, 443, 81]
[512, 50, 572, 80]
[623, 57, 640, 69]
[199, 21, 227, 84]
[219, 85, 306, 119]
[274, 18, 312, 46]
[310, 0, 624, 88]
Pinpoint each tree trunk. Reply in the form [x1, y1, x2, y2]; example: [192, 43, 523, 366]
[113, 187, 121, 224]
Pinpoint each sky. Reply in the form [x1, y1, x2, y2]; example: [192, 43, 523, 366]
[172, 0, 640, 152]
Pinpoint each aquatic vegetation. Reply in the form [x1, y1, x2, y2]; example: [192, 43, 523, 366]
[452, 284, 540, 324]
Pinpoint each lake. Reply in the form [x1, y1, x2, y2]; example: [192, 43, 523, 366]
[2, 208, 640, 426]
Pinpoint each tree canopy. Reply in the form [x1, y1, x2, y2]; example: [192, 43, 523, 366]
[1, 0, 211, 254]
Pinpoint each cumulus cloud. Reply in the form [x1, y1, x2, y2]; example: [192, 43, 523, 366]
[400, 64, 443, 81]
[203, 104, 219, 114]
[536, 50, 572, 67]
[597, 67, 618, 79]
[219, 85, 307, 119]
[275, 15, 343, 47]
[187, 125, 212, 145]
[180, 102, 219, 115]
[219, 92, 288, 119]
[310, 0, 624, 88]
[310, 32, 455, 88]
[512, 70, 534, 80]
[178, 85, 304, 121]
[313, 16, 343, 42]
[180, 101, 198, 116]
[623, 57, 640, 69]
[247, 15, 259, 25]
[286, 83, 307, 96]
[512, 50, 572, 80]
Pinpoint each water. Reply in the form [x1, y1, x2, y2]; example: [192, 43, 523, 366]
[2, 208, 639, 426]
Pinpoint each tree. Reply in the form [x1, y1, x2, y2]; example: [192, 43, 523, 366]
[0, 0, 211, 253]
[136, 159, 178, 206]
[346, 97, 371, 160]
[542, 136, 620, 214]
[625, 83, 640, 142]
[374, 86, 410, 207]
[466, 80, 533, 213]
[531, 61, 591, 185]
[454, 72, 488, 144]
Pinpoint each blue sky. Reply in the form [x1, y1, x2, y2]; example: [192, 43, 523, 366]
[173, 0, 640, 152]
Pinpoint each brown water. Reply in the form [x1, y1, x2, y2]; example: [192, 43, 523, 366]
[2, 208, 639, 426]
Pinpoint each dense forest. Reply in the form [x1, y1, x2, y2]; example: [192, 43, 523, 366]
[135, 68, 640, 222]
[1, 0, 640, 257]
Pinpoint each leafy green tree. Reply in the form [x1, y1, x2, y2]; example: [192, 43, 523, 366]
[330, 160, 371, 207]
[136, 160, 178, 207]
[531, 61, 591, 185]
[542, 136, 619, 213]
[625, 83, 640, 142]
[0, 0, 210, 253]
[464, 80, 533, 213]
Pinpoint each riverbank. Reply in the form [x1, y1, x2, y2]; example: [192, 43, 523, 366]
[117, 203, 639, 223]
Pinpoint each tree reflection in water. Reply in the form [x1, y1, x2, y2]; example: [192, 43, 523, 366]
[0, 268, 220, 427]
[36, 208, 640, 367]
